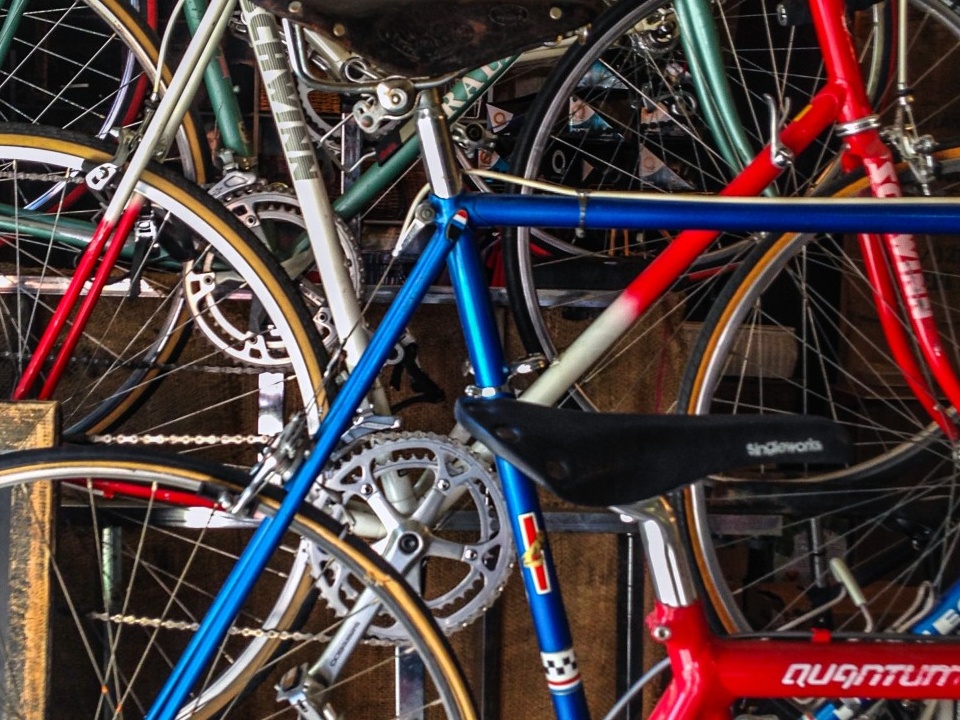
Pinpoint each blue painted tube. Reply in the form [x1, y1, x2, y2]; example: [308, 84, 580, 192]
[911, 581, 960, 635]
[447, 225, 591, 719]
[447, 233, 509, 389]
[147, 223, 457, 719]
[461, 193, 960, 235]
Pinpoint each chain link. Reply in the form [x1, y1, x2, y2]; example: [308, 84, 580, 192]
[0, 169, 87, 183]
[88, 612, 329, 642]
[0, 351, 267, 375]
[90, 433, 269, 446]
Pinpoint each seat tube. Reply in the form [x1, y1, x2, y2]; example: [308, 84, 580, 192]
[447, 231, 591, 719]
[421, 84, 589, 716]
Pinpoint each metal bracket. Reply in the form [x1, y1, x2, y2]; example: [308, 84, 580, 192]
[763, 93, 794, 169]
[86, 124, 141, 190]
[509, 354, 549, 377]
[126, 211, 159, 298]
[882, 98, 937, 193]
[207, 168, 261, 200]
[464, 384, 512, 399]
[392, 203, 436, 258]
[451, 120, 496, 153]
[338, 412, 401, 449]
[276, 665, 336, 720]
[85, 162, 120, 191]
[353, 78, 417, 133]
[223, 413, 310, 515]
[834, 114, 881, 137]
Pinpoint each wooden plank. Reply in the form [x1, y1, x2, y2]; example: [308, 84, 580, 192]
[0, 402, 59, 450]
[0, 401, 59, 719]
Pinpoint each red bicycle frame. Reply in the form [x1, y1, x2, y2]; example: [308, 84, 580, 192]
[648, 601, 960, 720]
[12, 195, 146, 401]
[576, 0, 960, 441]
[610, 489, 960, 720]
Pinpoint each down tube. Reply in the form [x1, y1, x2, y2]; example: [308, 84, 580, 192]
[447, 228, 591, 720]
[145, 226, 457, 720]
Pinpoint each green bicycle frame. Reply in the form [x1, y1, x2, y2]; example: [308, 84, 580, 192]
[183, 0, 257, 162]
[0, 0, 27, 78]
[675, 0, 757, 173]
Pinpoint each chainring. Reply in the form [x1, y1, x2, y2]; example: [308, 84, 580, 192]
[307, 430, 513, 640]
[184, 186, 362, 360]
[182, 249, 291, 367]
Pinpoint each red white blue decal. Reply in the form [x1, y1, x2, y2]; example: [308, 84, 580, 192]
[519, 512, 550, 594]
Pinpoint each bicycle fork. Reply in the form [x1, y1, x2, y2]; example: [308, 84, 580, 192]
[810, 0, 960, 440]
[10, 0, 239, 403]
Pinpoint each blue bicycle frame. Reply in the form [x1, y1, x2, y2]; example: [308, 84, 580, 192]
[143, 181, 960, 720]
[142, 74, 960, 716]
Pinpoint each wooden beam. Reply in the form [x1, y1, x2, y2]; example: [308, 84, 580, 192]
[0, 401, 60, 719]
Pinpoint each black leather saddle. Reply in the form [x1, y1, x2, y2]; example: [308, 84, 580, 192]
[252, 0, 605, 76]
[455, 398, 854, 507]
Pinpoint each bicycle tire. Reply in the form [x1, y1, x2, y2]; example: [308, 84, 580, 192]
[503, 0, 960, 414]
[503, 0, 763, 413]
[0, 124, 326, 459]
[0, 445, 475, 719]
[677, 144, 960, 635]
[0, 0, 209, 181]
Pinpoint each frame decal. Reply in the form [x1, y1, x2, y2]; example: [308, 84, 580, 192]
[519, 512, 551, 594]
[541, 648, 582, 694]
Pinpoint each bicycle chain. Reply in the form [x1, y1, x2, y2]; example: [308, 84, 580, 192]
[88, 611, 329, 642]
[0, 170, 86, 183]
[89, 433, 269, 446]
[0, 350, 266, 375]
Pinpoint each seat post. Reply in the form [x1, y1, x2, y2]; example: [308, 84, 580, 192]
[617, 497, 700, 608]
[415, 87, 462, 199]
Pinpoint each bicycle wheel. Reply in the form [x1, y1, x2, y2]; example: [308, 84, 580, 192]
[0, 124, 326, 460]
[503, 0, 960, 413]
[678, 145, 960, 634]
[0, 446, 475, 719]
[0, 0, 208, 181]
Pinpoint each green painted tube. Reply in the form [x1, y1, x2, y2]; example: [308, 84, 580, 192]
[0, 0, 28, 71]
[674, 0, 756, 175]
[184, 0, 255, 159]
[334, 57, 516, 220]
